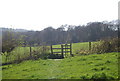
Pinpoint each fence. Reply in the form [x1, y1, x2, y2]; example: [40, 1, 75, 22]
[51, 43, 73, 58]
[2, 42, 92, 65]
[2, 45, 50, 65]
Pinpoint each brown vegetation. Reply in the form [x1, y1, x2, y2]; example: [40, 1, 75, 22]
[92, 37, 119, 54]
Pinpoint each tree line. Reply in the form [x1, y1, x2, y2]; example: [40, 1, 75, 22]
[1, 20, 119, 53]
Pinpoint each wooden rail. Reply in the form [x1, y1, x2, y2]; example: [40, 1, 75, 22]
[51, 43, 73, 58]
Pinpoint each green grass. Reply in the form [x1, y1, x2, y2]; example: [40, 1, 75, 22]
[1, 52, 118, 79]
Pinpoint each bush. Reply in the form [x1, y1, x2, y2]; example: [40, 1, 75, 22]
[92, 37, 120, 54]
[76, 49, 91, 56]
[32, 46, 50, 60]
[2, 46, 51, 64]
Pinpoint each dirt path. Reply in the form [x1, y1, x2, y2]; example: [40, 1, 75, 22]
[54, 59, 62, 61]
[47, 59, 63, 79]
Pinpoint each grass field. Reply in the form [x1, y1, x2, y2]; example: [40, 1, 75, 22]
[1, 52, 118, 79]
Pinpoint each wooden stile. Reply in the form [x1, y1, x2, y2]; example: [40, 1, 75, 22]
[51, 43, 73, 58]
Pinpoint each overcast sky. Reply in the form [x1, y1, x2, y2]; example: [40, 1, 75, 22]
[0, 0, 119, 31]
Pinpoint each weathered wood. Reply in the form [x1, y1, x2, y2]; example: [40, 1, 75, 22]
[51, 43, 72, 58]
[51, 45, 53, 54]
[63, 48, 71, 49]
[63, 51, 71, 53]
[89, 42, 91, 50]
[52, 48, 70, 49]
[63, 45, 71, 47]
[61, 45, 64, 57]
[70, 43, 73, 56]
[30, 46, 32, 58]
[53, 52, 62, 53]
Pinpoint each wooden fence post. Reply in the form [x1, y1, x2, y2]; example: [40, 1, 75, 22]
[61, 45, 64, 58]
[70, 43, 73, 56]
[89, 42, 91, 51]
[30, 46, 32, 58]
[51, 45, 53, 54]
[65, 44, 66, 57]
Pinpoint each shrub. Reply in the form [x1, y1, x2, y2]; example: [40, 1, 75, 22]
[92, 37, 120, 54]
[2, 46, 51, 64]
[32, 46, 50, 60]
[76, 49, 91, 55]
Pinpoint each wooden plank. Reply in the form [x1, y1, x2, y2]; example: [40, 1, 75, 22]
[51, 45, 53, 54]
[89, 42, 91, 50]
[61, 45, 64, 57]
[63, 48, 70, 49]
[50, 43, 72, 58]
[70, 43, 73, 56]
[63, 51, 71, 53]
[30, 46, 32, 58]
[53, 52, 62, 53]
[63, 45, 71, 46]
